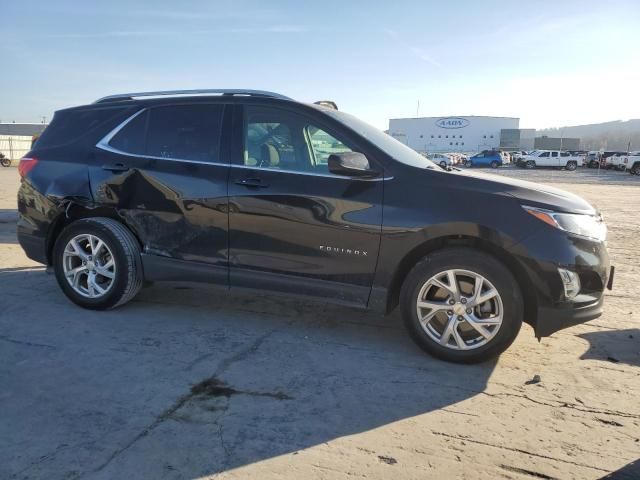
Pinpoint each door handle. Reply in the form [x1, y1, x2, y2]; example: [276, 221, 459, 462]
[102, 163, 129, 172]
[234, 177, 269, 188]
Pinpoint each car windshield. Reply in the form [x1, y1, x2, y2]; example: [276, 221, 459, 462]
[321, 108, 438, 169]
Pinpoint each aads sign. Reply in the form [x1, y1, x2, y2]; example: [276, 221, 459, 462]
[435, 117, 470, 129]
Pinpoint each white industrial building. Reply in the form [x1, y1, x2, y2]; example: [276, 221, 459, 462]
[0, 123, 47, 162]
[388, 116, 520, 154]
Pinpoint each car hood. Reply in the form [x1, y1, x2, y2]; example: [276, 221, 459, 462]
[451, 170, 596, 215]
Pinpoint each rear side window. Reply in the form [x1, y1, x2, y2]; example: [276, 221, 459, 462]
[36, 107, 123, 148]
[108, 104, 224, 162]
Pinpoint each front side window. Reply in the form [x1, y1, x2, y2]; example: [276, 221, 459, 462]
[306, 126, 353, 170]
[539, 152, 550, 157]
[551, 152, 558, 157]
[244, 106, 355, 174]
[108, 104, 224, 162]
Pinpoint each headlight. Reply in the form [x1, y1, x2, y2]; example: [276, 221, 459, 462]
[523, 206, 607, 241]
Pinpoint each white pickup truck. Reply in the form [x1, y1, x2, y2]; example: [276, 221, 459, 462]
[609, 151, 640, 172]
[520, 150, 581, 170]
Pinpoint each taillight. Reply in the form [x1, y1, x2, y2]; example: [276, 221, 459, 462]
[18, 157, 38, 178]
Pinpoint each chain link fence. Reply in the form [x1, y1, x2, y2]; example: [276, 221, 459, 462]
[0, 135, 34, 164]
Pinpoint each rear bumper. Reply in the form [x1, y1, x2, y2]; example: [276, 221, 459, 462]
[17, 232, 47, 264]
[17, 221, 48, 265]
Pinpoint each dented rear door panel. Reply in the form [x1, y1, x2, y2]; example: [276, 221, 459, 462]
[87, 105, 231, 269]
[88, 157, 229, 265]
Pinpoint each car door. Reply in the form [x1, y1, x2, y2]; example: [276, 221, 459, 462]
[227, 103, 383, 306]
[536, 151, 551, 166]
[90, 102, 230, 282]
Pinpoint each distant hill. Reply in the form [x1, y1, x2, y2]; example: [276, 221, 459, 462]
[537, 119, 640, 151]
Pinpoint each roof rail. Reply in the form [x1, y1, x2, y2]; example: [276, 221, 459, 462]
[94, 89, 292, 104]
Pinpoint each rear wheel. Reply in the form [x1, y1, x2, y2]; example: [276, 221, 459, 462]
[490, 160, 499, 169]
[566, 161, 577, 171]
[631, 163, 640, 175]
[401, 248, 523, 363]
[0, 158, 10, 167]
[440, 161, 447, 168]
[53, 217, 143, 310]
[526, 160, 536, 169]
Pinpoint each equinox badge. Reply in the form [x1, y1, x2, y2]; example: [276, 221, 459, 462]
[320, 245, 368, 256]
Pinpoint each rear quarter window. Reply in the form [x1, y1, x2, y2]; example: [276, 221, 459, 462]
[35, 107, 125, 148]
[107, 104, 224, 163]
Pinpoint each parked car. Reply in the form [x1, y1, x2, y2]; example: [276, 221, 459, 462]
[509, 151, 527, 162]
[519, 150, 580, 170]
[427, 153, 453, 168]
[625, 152, 640, 175]
[586, 151, 617, 169]
[446, 152, 467, 166]
[17, 89, 613, 363]
[605, 152, 631, 170]
[464, 150, 503, 168]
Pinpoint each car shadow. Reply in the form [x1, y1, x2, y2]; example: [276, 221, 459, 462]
[1, 269, 499, 478]
[598, 458, 640, 479]
[577, 328, 640, 367]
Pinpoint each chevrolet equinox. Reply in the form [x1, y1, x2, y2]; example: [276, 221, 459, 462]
[17, 89, 613, 363]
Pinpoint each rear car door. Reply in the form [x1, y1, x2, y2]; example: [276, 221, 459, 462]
[227, 103, 383, 306]
[89, 102, 230, 282]
[550, 151, 560, 166]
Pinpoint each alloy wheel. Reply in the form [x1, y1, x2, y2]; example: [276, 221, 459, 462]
[415, 269, 503, 350]
[63, 234, 116, 298]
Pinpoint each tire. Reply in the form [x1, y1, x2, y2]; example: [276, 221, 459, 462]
[526, 160, 536, 169]
[566, 161, 577, 171]
[490, 160, 499, 169]
[400, 248, 523, 363]
[53, 217, 143, 310]
[0, 158, 10, 167]
[465, 160, 472, 168]
[631, 163, 640, 175]
[440, 161, 447, 168]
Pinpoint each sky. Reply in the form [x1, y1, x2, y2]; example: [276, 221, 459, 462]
[1, 0, 639, 130]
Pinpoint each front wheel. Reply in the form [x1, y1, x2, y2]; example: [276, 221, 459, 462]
[0, 158, 10, 167]
[490, 160, 499, 169]
[631, 163, 640, 175]
[400, 248, 523, 363]
[526, 160, 536, 169]
[53, 217, 144, 310]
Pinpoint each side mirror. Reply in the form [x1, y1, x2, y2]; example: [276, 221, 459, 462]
[328, 152, 378, 178]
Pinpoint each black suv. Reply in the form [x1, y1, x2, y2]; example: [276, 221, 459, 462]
[17, 89, 613, 363]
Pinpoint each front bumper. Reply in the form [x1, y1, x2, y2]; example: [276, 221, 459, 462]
[535, 291, 606, 338]
[508, 227, 611, 337]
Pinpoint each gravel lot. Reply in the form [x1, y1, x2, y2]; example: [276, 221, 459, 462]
[0, 166, 638, 480]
